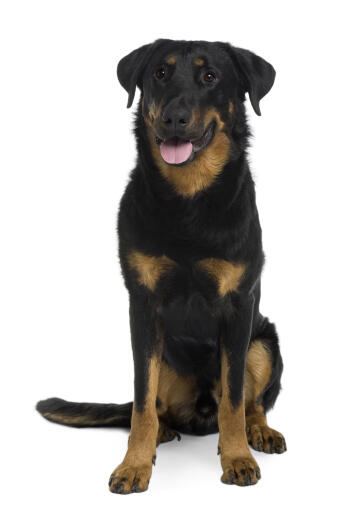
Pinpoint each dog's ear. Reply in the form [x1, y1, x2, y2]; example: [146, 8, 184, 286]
[117, 40, 166, 108]
[228, 46, 276, 116]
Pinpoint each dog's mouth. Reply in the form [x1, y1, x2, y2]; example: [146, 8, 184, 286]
[155, 122, 215, 166]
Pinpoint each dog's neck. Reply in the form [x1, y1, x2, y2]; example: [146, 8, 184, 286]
[126, 102, 257, 257]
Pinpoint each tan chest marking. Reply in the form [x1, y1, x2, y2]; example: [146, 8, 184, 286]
[127, 251, 176, 291]
[197, 258, 245, 296]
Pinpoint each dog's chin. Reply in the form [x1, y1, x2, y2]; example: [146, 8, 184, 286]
[155, 122, 216, 167]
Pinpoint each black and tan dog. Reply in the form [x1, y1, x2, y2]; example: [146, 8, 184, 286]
[37, 39, 286, 493]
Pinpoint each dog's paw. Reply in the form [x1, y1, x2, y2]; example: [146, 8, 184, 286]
[108, 463, 152, 494]
[247, 425, 287, 454]
[221, 455, 261, 486]
[157, 422, 181, 446]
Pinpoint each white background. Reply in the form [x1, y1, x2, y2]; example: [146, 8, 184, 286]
[1, 0, 340, 509]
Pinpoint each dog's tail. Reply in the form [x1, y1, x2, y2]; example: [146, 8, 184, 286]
[36, 397, 133, 428]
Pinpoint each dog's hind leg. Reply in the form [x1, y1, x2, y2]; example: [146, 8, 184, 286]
[157, 421, 181, 445]
[245, 319, 287, 454]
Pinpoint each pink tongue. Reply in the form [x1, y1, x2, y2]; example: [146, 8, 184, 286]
[160, 138, 193, 164]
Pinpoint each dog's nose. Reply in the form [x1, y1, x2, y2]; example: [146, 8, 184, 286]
[161, 107, 191, 128]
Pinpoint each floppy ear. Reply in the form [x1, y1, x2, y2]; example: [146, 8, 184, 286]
[117, 40, 167, 108]
[229, 46, 276, 116]
[117, 44, 151, 108]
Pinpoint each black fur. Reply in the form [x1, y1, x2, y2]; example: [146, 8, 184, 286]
[37, 39, 283, 450]
[36, 398, 132, 427]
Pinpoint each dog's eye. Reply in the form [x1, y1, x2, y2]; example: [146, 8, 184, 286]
[155, 68, 165, 80]
[203, 72, 216, 83]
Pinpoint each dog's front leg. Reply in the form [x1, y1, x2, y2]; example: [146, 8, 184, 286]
[218, 293, 261, 486]
[109, 293, 161, 494]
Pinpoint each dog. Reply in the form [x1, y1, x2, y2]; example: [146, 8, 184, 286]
[37, 38, 286, 493]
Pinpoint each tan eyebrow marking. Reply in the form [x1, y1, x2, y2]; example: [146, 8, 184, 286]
[194, 58, 205, 66]
[167, 56, 176, 65]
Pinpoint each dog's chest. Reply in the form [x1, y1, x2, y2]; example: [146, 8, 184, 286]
[127, 250, 245, 298]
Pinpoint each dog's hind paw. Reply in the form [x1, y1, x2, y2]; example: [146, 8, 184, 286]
[157, 422, 181, 446]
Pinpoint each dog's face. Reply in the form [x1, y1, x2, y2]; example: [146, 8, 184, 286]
[141, 42, 239, 166]
[117, 39, 275, 171]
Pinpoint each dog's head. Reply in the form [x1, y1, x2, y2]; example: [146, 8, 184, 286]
[117, 39, 275, 195]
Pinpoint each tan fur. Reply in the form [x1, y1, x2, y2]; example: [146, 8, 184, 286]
[149, 130, 230, 197]
[204, 107, 225, 131]
[167, 56, 176, 65]
[218, 350, 260, 484]
[212, 379, 222, 404]
[147, 108, 229, 197]
[244, 340, 287, 454]
[244, 341, 270, 433]
[157, 361, 197, 423]
[244, 340, 272, 409]
[127, 251, 176, 291]
[149, 102, 162, 121]
[144, 100, 199, 129]
[156, 422, 180, 445]
[197, 258, 245, 296]
[218, 351, 249, 456]
[109, 355, 160, 493]
[41, 412, 125, 426]
[128, 356, 160, 457]
[142, 99, 162, 126]
[229, 101, 234, 115]
[194, 58, 204, 66]
[187, 108, 200, 128]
